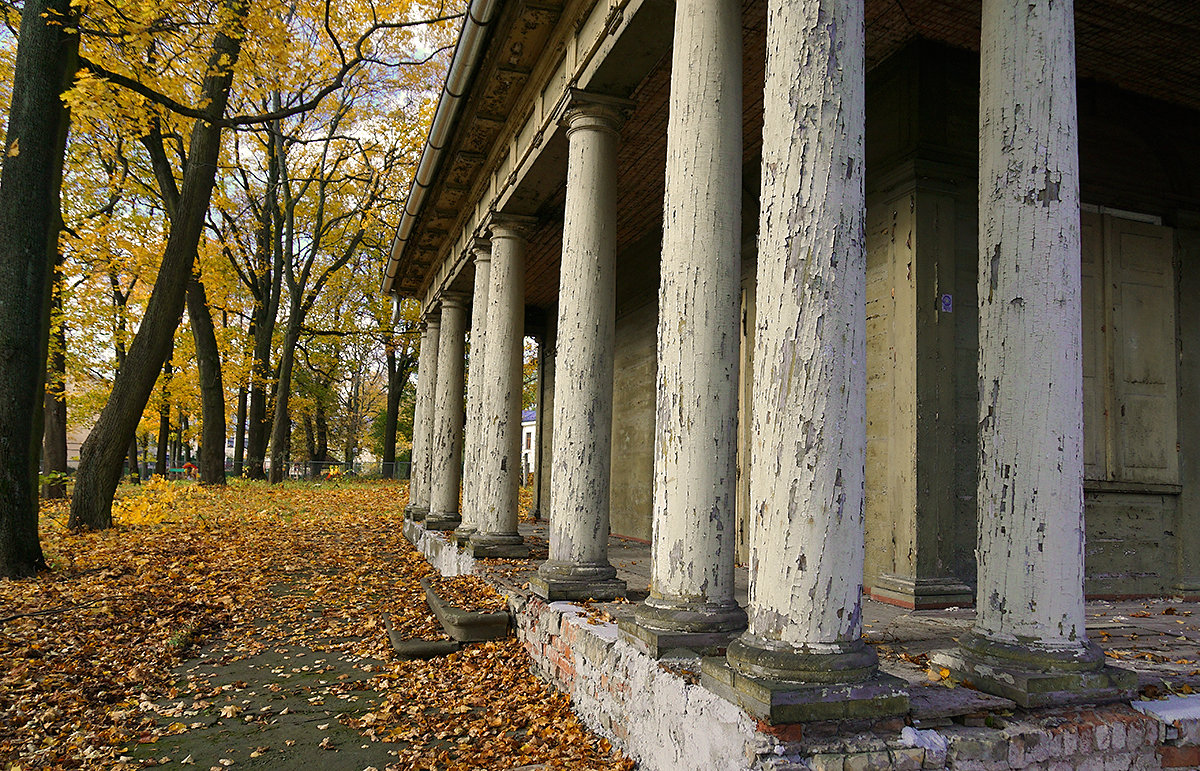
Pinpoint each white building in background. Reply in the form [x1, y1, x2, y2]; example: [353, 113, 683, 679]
[520, 408, 536, 485]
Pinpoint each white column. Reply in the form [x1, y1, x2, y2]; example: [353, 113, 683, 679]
[455, 240, 492, 543]
[625, 0, 746, 649]
[932, 0, 1133, 708]
[531, 94, 628, 601]
[469, 215, 535, 558]
[701, 0, 905, 724]
[426, 293, 469, 530]
[729, 0, 871, 678]
[407, 312, 440, 520]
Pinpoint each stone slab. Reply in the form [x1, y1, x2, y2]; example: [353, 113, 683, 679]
[389, 638, 462, 660]
[528, 575, 626, 602]
[906, 682, 1016, 720]
[617, 617, 739, 658]
[930, 648, 1137, 709]
[422, 576, 512, 642]
[424, 513, 462, 531]
[469, 542, 531, 559]
[700, 657, 910, 724]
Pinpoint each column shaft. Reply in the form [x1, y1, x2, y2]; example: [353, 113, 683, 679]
[455, 243, 492, 543]
[409, 315, 440, 519]
[470, 216, 533, 558]
[625, 0, 745, 650]
[427, 295, 468, 530]
[404, 324, 431, 517]
[701, 0, 906, 724]
[932, 0, 1134, 708]
[739, 0, 868, 664]
[531, 97, 627, 601]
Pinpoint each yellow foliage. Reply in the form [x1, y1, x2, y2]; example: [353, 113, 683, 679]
[112, 477, 198, 527]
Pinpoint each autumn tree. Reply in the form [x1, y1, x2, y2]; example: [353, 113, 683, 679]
[65, 0, 460, 522]
[0, 0, 78, 576]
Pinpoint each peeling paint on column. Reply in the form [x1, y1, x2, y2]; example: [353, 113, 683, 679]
[428, 294, 469, 527]
[641, 0, 745, 630]
[537, 96, 626, 590]
[471, 216, 534, 554]
[459, 242, 492, 538]
[745, 0, 867, 648]
[974, 0, 1088, 650]
[411, 314, 441, 514]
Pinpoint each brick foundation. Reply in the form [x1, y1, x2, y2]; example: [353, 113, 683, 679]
[405, 521, 1200, 771]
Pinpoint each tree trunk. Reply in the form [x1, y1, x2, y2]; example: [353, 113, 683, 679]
[155, 358, 171, 476]
[69, 0, 249, 529]
[127, 438, 140, 483]
[243, 127, 285, 481]
[0, 0, 77, 576]
[382, 346, 401, 479]
[187, 275, 226, 484]
[232, 385, 247, 477]
[267, 320, 299, 483]
[43, 257, 68, 499]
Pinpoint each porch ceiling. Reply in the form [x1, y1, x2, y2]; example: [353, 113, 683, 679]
[395, 0, 1200, 310]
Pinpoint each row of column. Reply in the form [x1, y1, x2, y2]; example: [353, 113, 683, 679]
[406, 0, 1130, 716]
[407, 217, 534, 560]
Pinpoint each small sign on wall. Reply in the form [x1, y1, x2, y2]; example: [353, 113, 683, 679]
[940, 293, 953, 313]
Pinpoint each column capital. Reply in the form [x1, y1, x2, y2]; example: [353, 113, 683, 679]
[486, 212, 539, 242]
[422, 309, 442, 327]
[437, 291, 469, 311]
[469, 236, 492, 264]
[558, 89, 633, 136]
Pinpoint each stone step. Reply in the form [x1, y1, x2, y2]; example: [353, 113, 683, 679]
[421, 576, 512, 642]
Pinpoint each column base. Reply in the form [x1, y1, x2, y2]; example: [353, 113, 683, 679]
[529, 575, 626, 601]
[700, 657, 909, 724]
[929, 632, 1137, 709]
[468, 532, 529, 559]
[408, 506, 429, 523]
[452, 525, 476, 547]
[530, 559, 625, 600]
[1173, 577, 1200, 600]
[424, 510, 461, 531]
[618, 596, 747, 657]
[870, 573, 975, 610]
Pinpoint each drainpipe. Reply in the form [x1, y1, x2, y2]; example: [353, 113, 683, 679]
[382, 0, 502, 296]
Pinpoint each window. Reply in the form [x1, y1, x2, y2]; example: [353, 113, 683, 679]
[1081, 210, 1178, 486]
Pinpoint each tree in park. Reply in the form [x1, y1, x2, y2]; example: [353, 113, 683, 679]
[58, 0, 460, 527]
[0, 0, 78, 577]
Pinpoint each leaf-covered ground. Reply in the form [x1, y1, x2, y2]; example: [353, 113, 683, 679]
[1, 479, 633, 770]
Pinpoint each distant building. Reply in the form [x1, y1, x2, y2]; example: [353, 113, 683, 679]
[520, 408, 536, 485]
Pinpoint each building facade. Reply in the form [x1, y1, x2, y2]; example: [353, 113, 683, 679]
[387, 0, 1199, 716]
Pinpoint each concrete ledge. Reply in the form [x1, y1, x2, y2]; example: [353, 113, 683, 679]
[1134, 694, 1200, 746]
[700, 657, 910, 724]
[404, 519, 475, 576]
[421, 576, 512, 642]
